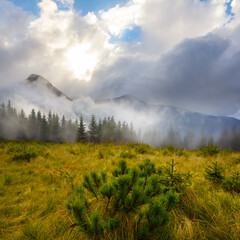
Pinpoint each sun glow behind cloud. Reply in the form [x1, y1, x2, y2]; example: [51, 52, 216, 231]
[66, 43, 100, 81]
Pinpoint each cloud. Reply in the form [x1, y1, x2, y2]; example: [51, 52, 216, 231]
[232, 0, 240, 24]
[0, 0, 114, 89]
[89, 32, 240, 116]
[135, 0, 229, 53]
[99, 1, 142, 36]
[0, 0, 240, 118]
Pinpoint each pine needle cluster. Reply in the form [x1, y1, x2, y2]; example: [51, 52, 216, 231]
[205, 162, 240, 193]
[66, 159, 191, 239]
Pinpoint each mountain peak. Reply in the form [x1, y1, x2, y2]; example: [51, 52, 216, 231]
[26, 74, 72, 101]
[27, 74, 42, 83]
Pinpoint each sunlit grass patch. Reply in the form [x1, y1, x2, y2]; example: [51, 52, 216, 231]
[0, 140, 239, 239]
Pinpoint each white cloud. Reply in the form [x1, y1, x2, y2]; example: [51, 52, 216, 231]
[0, 0, 240, 117]
[135, 0, 229, 52]
[99, 1, 142, 36]
[231, 0, 240, 24]
[0, 0, 115, 88]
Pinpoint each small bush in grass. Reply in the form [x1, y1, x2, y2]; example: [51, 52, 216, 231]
[98, 150, 104, 159]
[166, 145, 175, 153]
[176, 149, 186, 157]
[222, 171, 240, 193]
[234, 158, 240, 165]
[162, 149, 169, 156]
[120, 150, 135, 158]
[12, 151, 37, 162]
[8, 143, 45, 162]
[201, 145, 220, 157]
[135, 143, 151, 154]
[4, 174, 13, 185]
[204, 162, 225, 183]
[66, 159, 187, 240]
[159, 159, 192, 192]
[204, 162, 240, 193]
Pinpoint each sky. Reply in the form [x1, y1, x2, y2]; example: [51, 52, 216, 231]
[0, 0, 240, 118]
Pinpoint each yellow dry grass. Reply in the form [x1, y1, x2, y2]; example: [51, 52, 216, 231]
[0, 141, 239, 240]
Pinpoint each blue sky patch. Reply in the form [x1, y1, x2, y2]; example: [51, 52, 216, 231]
[109, 26, 143, 43]
[7, 0, 141, 43]
[7, 0, 129, 16]
[8, 0, 39, 15]
[74, 0, 129, 16]
[225, 0, 234, 16]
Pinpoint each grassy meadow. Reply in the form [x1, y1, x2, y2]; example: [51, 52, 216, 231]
[0, 140, 240, 240]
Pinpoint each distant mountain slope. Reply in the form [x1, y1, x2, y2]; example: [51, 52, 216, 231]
[96, 95, 240, 137]
[26, 74, 72, 101]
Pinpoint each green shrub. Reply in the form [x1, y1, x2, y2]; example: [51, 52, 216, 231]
[234, 158, 240, 165]
[204, 162, 225, 183]
[205, 162, 240, 193]
[98, 150, 104, 159]
[135, 144, 151, 154]
[66, 159, 185, 240]
[167, 145, 175, 153]
[12, 151, 37, 162]
[176, 149, 185, 157]
[3, 174, 13, 186]
[201, 145, 220, 157]
[222, 171, 240, 193]
[162, 149, 172, 156]
[8, 143, 45, 162]
[120, 151, 135, 158]
[159, 159, 192, 192]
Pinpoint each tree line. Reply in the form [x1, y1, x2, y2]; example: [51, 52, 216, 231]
[143, 124, 240, 151]
[1, 101, 240, 150]
[0, 101, 137, 144]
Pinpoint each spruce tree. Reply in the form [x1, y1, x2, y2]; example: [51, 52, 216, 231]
[40, 115, 49, 142]
[88, 115, 98, 143]
[60, 115, 67, 142]
[0, 103, 6, 138]
[36, 111, 42, 140]
[76, 116, 87, 143]
[52, 114, 61, 142]
[28, 109, 37, 140]
[96, 120, 102, 143]
[17, 109, 28, 140]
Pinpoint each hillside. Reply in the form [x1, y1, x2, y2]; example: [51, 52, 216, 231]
[0, 140, 240, 239]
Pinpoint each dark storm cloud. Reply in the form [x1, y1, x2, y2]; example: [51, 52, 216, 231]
[149, 34, 232, 114]
[90, 33, 240, 116]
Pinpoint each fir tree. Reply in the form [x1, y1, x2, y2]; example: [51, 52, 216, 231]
[40, 115, 49, 142]
[17, 109, 28, 140]
[52, 114, 61, 142]
[76, 116, 87, 143]
[28, 109, 38, 140]
[0, 103, 6, 138]
[89, 115, 98, 143]
[96, 120, 102, 143]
